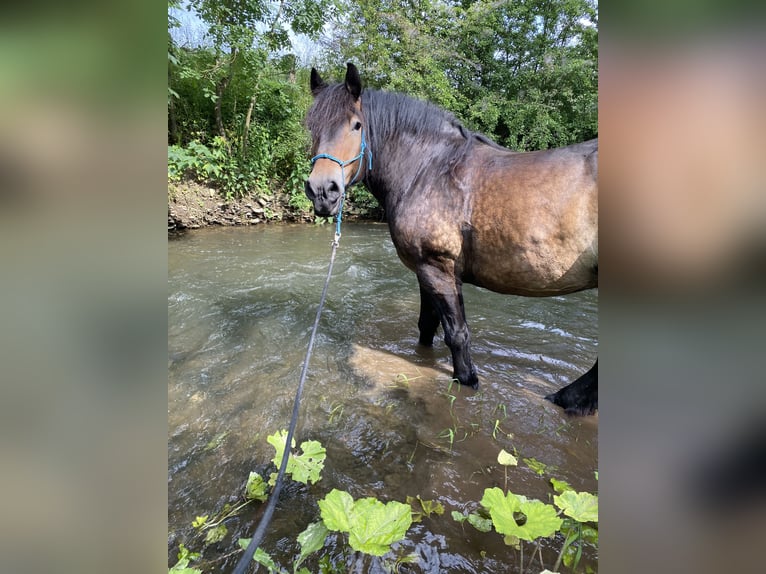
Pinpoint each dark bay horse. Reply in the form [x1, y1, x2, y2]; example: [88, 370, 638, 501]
[305, 63, 598, 415]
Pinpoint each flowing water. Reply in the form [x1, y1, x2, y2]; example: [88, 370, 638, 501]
[168, 223, 598, 573]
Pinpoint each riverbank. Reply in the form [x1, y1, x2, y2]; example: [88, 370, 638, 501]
[168, 179, 383, 233]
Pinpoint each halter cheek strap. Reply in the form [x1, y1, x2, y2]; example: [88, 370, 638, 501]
[310, 128, 373, 187]
[310, 129, 373, 240]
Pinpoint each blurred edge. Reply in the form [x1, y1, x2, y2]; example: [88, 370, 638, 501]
[0, 2, 167, 574]
[600, 2, 766, 574]
[0, 1, 764, 573]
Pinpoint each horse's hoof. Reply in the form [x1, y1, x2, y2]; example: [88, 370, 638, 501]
[545, 390, 597, 416]
[455, 372, 479, 389]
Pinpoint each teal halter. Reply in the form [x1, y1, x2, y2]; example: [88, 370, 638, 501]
[310, 128, 373, 186]
[310, 129, 373, 239]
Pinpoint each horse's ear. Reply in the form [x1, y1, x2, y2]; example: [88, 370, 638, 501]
[310, 68, 327, 96]
[344, 62, 362, 101]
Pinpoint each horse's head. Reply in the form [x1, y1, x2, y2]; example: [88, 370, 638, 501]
[305, 63, 370, 217]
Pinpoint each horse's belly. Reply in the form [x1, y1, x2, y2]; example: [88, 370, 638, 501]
[468, 240, 598, 296]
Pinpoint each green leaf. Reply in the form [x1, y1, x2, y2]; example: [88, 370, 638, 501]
[451, 510, 467, 523]
[318, 489, 354, 532]
[480, 487, 522, 518]
[267, 430, 326, 485]
[347, 497, 412, 556]
[245, 471, 268, 502]
[168, 564, 201, 574]
[515, 499, 563, 541]
[238, 539, 280, 573]
[204, 523, 227, 545]
[253, 547, 279, 573]
[407, 495, 445, 522]
[523, 457, 549, 476]
[319, 490, 412, 557]
[297, 521, 329, 564]
[480, 488, 562, 541]
[467, 512, 493, 533]
[497, 449, 518, 466]
[290, 439, 327, 484]
[554, 491, 599, 523]
[169, 544, 202, 573]
[268, 430, 295, 468]
[550, 478, 573, 493]
[191, 515, 208, 529]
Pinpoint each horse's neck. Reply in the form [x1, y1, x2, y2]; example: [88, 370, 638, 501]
[365, 125, 457, 209]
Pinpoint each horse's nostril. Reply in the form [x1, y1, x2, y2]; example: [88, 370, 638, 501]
[304, 180, 315, 200]
[328, 180, 339, 193]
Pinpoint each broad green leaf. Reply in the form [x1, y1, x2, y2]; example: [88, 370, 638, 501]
[297, 521, 329, 562]
[267, 431, 326, 485]
[245, 471, 268, 501]
[204, 523, 227, 545]
[319, 490, 413, 557]
[267, 430, 296, 468]
[467, 512, 492, 533]
[550, 478, 573, 493]
[554, 491, 598, 523]
[481, 488, 562, 541]
[497, 449, 518, 466]
[289, 439, 326, 485]
[346, 498, 412, 556]
[480, 487, 522, 519]
[318, 489, 354, 532]
[514, 500, 563, 541]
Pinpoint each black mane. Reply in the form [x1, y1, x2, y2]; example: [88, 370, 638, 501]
[307, 83, 504, 183]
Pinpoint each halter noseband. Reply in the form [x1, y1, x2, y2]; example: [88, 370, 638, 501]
[310, 128, 373, 188]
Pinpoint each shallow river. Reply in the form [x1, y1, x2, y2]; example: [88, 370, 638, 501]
[168, 223, 598, 573]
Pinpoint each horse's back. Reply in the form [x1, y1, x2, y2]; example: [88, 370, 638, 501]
[465, 139, 598, 296]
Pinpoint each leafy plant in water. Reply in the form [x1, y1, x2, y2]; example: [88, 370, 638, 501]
[453, 450, 598, 573]
[407, 495, 445, 522]
[550, 479, 599, 572]
[170, 432, 597, 573]
[168, 543, 201, 573]
[318, 489, 413, 556]
[267, 429, 327, 486]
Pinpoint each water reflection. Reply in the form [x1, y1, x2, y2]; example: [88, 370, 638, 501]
[169, 223, 598, 572]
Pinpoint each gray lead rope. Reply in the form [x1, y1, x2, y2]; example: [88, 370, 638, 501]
[232, 231, 343, 574]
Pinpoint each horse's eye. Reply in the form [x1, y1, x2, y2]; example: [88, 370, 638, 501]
[352, 121, 362, 132]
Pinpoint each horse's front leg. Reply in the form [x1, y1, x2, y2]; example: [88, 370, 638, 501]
[416, 262, 478, 388]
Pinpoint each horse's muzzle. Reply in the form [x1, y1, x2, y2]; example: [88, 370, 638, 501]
[305, 177, 343, 217]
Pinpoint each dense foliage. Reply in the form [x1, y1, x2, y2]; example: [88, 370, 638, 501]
[168, 0, 597, 206]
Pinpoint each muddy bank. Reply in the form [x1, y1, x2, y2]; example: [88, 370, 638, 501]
[168, 179, 383, 233]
